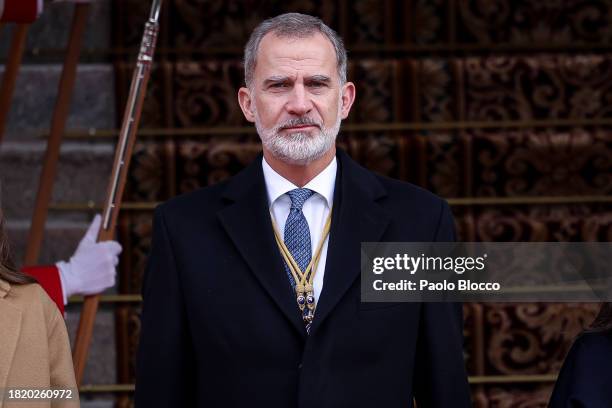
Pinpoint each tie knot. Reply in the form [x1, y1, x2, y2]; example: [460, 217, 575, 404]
[287, 188, 314, 210]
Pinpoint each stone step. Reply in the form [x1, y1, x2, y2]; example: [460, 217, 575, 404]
[65, 307, 117, 398]
[81, 401, 113, 408]
[0, 0, 111, 62]
[4, 220, 120, 276]
[0, 64, 115, 139]
[0, 141, 114, 220]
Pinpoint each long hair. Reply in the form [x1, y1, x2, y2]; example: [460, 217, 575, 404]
[0, 209, 36, 285]
[589, 303, 612, 332]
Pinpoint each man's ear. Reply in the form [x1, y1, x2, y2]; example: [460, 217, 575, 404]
[340, 82, 356, 119]
[238, 87, 256, 123]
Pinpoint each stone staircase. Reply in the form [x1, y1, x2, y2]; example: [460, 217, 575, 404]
[0, 2, 117, 406]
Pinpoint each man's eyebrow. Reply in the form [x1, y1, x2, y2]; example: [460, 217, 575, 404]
[263, 76, 291, 85]
[262, 74, 332, 86]
[306, 75, 331, 83]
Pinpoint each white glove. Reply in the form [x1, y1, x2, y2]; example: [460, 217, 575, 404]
[56, 214, 122, 304]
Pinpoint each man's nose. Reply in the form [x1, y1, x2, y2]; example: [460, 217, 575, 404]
[285, 84, 313, 115]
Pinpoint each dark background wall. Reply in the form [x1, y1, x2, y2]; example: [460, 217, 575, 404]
[2, 1, 611, 406]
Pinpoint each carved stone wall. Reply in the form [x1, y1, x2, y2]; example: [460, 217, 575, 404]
[115, 0, 612, 407]
[112, 1, 612, 406]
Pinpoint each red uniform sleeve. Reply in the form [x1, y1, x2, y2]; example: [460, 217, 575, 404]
[21, 265, 65, 315]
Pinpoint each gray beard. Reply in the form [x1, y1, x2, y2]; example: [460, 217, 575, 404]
[255, 112, 342, 166]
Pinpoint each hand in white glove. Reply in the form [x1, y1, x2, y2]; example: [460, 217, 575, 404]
[56, 214, 122, 304]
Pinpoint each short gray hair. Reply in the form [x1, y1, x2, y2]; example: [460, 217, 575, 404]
[244, 13, 347, 88]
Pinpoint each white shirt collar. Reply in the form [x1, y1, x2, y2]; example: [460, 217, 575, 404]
[262, 155, 337, 208]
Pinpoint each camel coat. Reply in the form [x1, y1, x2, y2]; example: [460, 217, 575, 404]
[0, 278, 79, 407]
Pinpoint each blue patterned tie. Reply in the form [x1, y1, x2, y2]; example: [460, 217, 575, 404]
[284, 188, 314, 288]
[283, 188, 315, 326]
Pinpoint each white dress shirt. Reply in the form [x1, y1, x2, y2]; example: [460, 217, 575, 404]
[262, 156, 337, 305]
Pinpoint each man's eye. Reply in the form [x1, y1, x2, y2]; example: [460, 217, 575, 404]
[270, 83, 287, 88]
[309, 82, 325, 88]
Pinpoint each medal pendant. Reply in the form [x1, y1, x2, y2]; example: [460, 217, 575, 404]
[303, 310, 314, 324]
[297, 293, 306, 311]
[306, 292, 315, 309]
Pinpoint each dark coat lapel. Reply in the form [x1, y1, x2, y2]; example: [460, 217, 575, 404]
[217, 156, 307, 338]
[309, 149, 391, 334]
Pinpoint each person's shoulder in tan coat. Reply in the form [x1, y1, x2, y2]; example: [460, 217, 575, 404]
[0, 278, 79, 407]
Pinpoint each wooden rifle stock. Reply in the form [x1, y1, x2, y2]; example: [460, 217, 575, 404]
[72, 0, 162, 384]
[23, 4, 89, 266]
